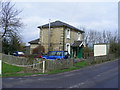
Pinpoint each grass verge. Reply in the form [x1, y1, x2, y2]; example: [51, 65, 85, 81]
[2, 58, 118, 77]
[2, 62, 44, 77]
[2, 62, 24, 74]
[2, 61, 88, 77]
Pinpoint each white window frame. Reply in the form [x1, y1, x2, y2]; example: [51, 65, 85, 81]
[78, 32, 81, 41]
[66, 28, 70, 39]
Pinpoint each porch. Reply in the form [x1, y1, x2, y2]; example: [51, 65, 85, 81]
[71, 41, 84, 58]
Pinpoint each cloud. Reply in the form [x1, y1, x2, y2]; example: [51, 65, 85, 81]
[65, 20, 117, 31]
[21, 27, 39, 45]
[22, 16, 47, 25]
[21, 3, 33, 9]
[85, 20, 117, 30]
[14, 2, 117, 44]
[21, 16, 51, 45]
[13, 0, 119, 2]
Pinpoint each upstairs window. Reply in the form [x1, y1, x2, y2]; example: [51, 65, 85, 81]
[78, 32, 81, 41]
[78, 32, 82, 41]
[66, 29, 70, 39]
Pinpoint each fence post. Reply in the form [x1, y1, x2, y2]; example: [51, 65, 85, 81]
[43, 60, 45, 73]
[0, 60, 1, 74]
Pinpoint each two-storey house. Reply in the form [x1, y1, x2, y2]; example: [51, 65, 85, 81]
[29, 20, 85, 58]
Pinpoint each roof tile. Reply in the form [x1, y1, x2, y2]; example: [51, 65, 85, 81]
[38, 20, 84, 33]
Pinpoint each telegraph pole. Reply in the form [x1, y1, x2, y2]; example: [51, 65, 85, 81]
[48, 19, 51, 52]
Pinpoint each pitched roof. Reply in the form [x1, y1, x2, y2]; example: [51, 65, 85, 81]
[71, 41, 83, 47]
[28, 39, 39, 44]
[38, 20, 84, 33]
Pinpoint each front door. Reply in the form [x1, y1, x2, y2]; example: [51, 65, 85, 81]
[72, 47, 77, 58]
[78, 47, 82, 58]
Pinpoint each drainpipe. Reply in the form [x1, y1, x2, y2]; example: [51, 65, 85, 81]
[48, 19, 51, 52]
[38, 26, 42, 45]
[63, 27, 65, 51]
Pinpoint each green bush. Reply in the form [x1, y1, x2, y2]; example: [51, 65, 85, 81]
[109, 42, 119, 56]
[83, 47, 93, 58]
[83, 47, 92, 53]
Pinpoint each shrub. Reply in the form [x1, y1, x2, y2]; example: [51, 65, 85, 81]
[109, 42, 119, 57]
[83, 47, 93, 58]
[32, 44, 45, 55]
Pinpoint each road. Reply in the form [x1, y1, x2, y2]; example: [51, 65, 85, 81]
[2, 60, 118, 88]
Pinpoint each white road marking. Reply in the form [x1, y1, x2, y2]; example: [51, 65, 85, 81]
[69, 82, 85, 88]
[8, 78, 14, 80]
[18, 78, 23, 79]
[97, 75, 101, 77]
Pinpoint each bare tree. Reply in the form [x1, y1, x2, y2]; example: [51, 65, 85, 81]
[80, 26, 118, 51]
[83, 30, 89, 46]
[0, 1, 24, 54]
[106, 31, 112, 43]
[81, 27, 87, 46]
[102, 30, 107, 43]
[111, 30, 118, 43]
[0, 1, 23, 38]
[96, 31, 102, 43]
[88, 30, 98, 46]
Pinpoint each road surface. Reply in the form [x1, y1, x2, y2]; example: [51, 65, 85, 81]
[2, 60, 119, 88]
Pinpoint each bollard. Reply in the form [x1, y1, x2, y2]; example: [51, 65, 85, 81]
[43, 60, 45, 73]
[0, 60, 1, 75]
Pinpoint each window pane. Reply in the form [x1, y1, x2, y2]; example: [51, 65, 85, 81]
[49, 52, 56, 56]
[64, 51, 68, 56]
[66, 29, 70, 38]
[78, 32, 81, 40]
[56, 52, 62, 56]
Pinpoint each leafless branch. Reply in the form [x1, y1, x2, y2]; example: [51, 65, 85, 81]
[0, 1, 23, 38]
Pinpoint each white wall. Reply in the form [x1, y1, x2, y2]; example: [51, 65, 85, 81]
[94, 44, 108, 56]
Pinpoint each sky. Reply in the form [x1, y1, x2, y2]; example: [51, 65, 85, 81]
[11, 0, 118, 45]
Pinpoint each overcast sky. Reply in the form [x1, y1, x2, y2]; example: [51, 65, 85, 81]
[13, 1, 118, 45]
